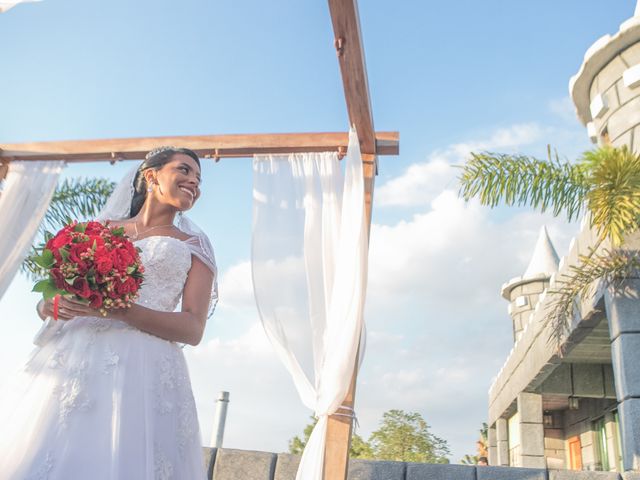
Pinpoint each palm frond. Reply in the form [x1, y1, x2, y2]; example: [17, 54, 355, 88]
[21, 177, 115, 281]
[547, 247, 640, 351]
[457, 150, 589, 222]
[580, 146, 640, 246]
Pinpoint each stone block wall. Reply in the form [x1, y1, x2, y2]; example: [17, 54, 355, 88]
[587, 42, 640, 152]
[200, 448, 634, 480]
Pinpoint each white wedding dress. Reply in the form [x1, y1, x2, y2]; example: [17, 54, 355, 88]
[0, 235, 208, 480]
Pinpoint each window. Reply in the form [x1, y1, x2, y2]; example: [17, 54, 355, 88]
[613, 411, 623, 472]
[594, 417, 609, 471]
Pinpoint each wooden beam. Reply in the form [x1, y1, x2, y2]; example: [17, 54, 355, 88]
[328, 0, 377, 157]
[325, 1, 381, 478]
[0, 131, 398, 163]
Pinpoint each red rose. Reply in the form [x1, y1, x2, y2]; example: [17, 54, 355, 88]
[89, 293, 103, 308]
[112, 249, 134, 272]
[95, 255, 113, 275]
[68, 243, 86, 263]
[47, 231, 71, 251]
[72, 278, 92, 299]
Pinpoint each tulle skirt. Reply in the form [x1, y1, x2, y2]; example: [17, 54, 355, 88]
[0, 316, 207, 480]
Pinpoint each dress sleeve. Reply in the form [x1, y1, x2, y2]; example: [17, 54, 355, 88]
[184, 235, 219, 317]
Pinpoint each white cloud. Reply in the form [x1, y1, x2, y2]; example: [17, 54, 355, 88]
[217, 260, 254, 311]
[548, 96, 578, 124]
[377, 123, 545, 208]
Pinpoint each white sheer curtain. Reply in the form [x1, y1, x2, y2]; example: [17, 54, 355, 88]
[0, 161, 64, 299]
[252, 127, 368, 480]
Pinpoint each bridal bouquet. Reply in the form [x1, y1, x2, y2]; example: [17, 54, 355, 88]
[31, 220, 145, 318]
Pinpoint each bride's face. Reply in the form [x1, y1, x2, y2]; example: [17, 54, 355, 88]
[148, 153, 202, 211]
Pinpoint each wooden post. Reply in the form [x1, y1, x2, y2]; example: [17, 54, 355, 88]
[324, 0, 387, 477]
[323, 153, 375, 479]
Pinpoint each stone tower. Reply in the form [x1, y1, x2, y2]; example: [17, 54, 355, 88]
[570, 4, 640, 152]
[570, 3, 640, 471]
[501, 226, 559, 342]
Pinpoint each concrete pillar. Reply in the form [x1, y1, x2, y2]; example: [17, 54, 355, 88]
[605, 279, 640, 471]
[496, 418, 509, 466]
[517, 392, 546, 468]
[488, 424, 497, 466]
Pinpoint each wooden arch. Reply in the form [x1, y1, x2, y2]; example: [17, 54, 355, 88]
[0, 1, 399, 478]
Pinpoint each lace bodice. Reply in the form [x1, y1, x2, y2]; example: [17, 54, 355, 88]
[134, 236, 193, 312]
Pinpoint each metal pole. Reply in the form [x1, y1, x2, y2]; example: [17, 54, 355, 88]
[210, 391, 230, 448]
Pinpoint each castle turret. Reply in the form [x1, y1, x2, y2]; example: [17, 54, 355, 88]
[501, 226, 559, 342]
[570, 2, 640, 152]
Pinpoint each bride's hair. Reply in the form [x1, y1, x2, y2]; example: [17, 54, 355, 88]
[130, 146, 201, 217]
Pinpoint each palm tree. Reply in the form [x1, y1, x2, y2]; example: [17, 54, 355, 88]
[22, 177, 115, 280]
[458, 145, 640, 349]
[460, 422, 488, 465]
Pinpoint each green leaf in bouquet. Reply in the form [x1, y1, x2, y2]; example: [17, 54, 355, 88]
[43, 287, 67, 300]
[59, 246, 70, 262]
[91, 239, 97, 252]
[32, 278, 55, 293]
[64, 277, 77, 285]
[126, 266, 136, 274]
[33, 249, 55, 268]
[74, 222, 87, 233]
[111, 226, 125, 237]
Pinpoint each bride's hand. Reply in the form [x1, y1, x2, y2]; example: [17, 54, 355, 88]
[55, 297, 101, 320]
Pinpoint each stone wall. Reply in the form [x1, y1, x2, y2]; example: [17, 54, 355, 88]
[587, 41, 640, 151]
[201, 448, 640, 479]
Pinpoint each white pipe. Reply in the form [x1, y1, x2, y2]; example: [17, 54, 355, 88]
[210, 391, 230, 448]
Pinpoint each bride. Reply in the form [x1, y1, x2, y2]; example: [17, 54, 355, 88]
[0, 146, 218, 479]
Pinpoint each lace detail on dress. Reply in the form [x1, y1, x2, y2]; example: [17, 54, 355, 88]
[156, 353, 177, 414]
[25, 451, 54, 480]
[103, 345, 119, 374]
[58, 376, 91, 429]
[153, 350, 199, 457]
[134, 236, 192, 312]
[154, 446, 174, 480]
[47, 347, 66, 369]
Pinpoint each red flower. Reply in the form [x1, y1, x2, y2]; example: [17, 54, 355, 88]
[47, 231, 71, 251]
[34, 220, 144, 314]
[112, 249, 134, 273]
[71, 278, 92, 299]
[115, 277, 137, 295]
[89, 293, 103, 308]
[95, 253, 113, 275]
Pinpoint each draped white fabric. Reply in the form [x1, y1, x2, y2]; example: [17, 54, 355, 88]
[0, 0, 40, 13]
[252, 127, 368, 480]
[0, 161, 64, 300]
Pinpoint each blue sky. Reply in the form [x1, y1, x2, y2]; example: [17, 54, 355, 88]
[0, 0, 634, 462]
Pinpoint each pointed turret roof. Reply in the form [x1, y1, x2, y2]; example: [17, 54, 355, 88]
[523, 226, 559, 279]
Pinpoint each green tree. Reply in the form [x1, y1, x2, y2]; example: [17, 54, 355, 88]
[368, 410, 450, 463]
[21, 177, 115, 280]
[458, 145, 640, 348]
[288, 416, 372, 459]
